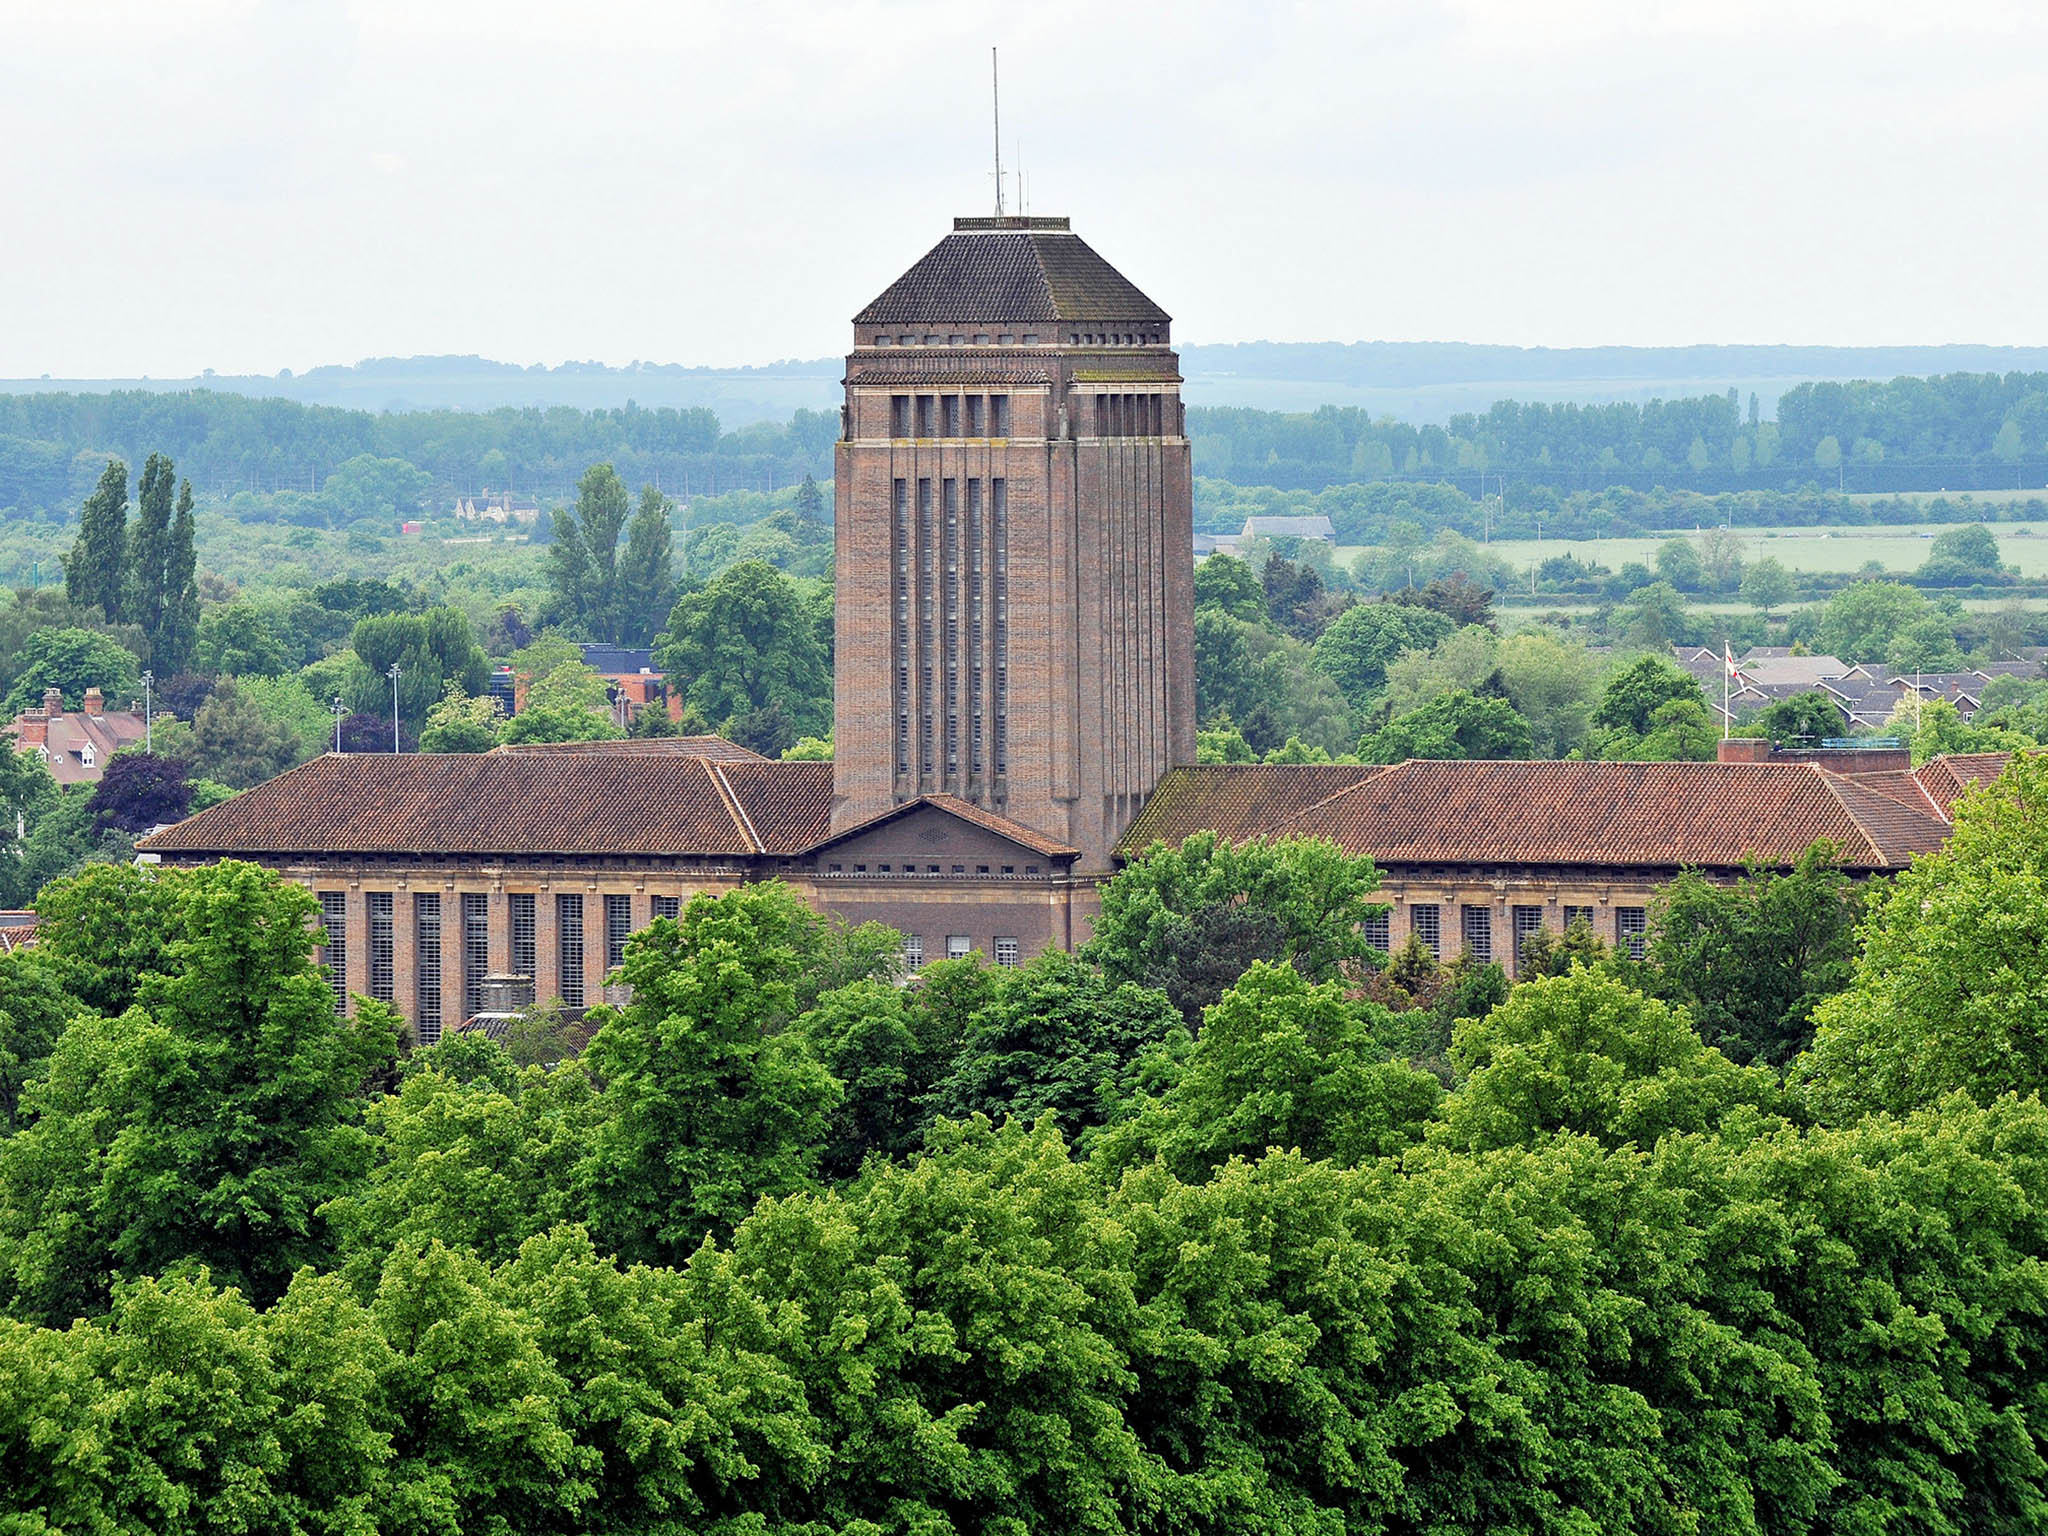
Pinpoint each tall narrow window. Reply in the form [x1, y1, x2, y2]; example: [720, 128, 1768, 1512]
[967, 477, 984, 776]
[941, 394, 960, 437]
[893, 478, 910, 774]
[509, 892, 536, 980]
[1363, 910, 1391, 952]
[1410, 903, 1441, 957]
[605, 894, 632, 970]
[994, 937, 1020, 968]
[915, 394, 935, 436]
[557, 895, 585, 1007]
[1096, 392, 1110, 435]
[1461, 904, 1492, 963]
[1512, 906, 1545, 974]
[992, 477, 1008, 774]
[1616, 906, 1648, 960]
[918, 478, 935, 777]
[651, 895, 680, 921]
[902, 934, 924, 969]
[991, 394, 1010, 436]
[890, 394, 909, 437]
[414, 893, 441, 1044]
[367, 891, 394, 1003]
[943, 477, 959, 779]
[461, 893, 489, 1018]
[965, 394, 985, 435]
[318, 891, 347, 1015]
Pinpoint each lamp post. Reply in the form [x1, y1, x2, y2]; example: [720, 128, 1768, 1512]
[332, 696, 346, 753]
[141, 670, 152, 753]
[388, 663, 402, 753]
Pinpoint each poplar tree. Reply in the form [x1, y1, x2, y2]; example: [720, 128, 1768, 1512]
[64, 459, 128, 621]
[123, 453, 174, 657]
[543, 462, 632, 643]
[614, 484, 676, 645]
[156, 478, 200, 674]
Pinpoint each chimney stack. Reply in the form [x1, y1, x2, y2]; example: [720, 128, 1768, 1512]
[41, 687, 63, 719]
[15, 710, 47, 749]
[82, 687, 103, 718]
[1716, 738, 1774, 763]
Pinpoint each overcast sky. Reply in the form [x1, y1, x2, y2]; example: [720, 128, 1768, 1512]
[5, 0, 2046, 377]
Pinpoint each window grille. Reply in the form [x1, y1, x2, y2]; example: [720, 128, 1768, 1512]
[1512, 906, 1545, 973]
[414, 894, 441, 1044]
[966, 394, 984, 435]
[991, 394, 1010, 435]
[890, 394, 909, 436]
[557, 895, 585, 1007]
[1563, 904, 1596, 933]
[947, 935, 972, 960]
[509, 892, 536, 980]
[941, 394, 960, 436]
[994, 937, 1020, 968]
[902, 934, 924, 968]
[1461, 904, 1492, 963]
[319, 891, 347, 1014]
[1616, 906, 1648, 960]
[605, 893, 632, 969]
[1362, 910, 1390, 952]
[992, 478, 1008, 773]
[1410, 903, 1441, 957]
[367, 891, 394, 1002]
[915, 394, 934, 436]
[651, 895, 680, 921]
[461, 893, 489, 1018]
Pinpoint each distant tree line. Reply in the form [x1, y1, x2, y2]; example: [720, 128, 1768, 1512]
[0, 391, 840, 519]
[1189, 370, 2048, 494]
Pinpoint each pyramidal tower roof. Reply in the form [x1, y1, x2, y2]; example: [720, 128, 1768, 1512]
[854, 216, 1169, 326]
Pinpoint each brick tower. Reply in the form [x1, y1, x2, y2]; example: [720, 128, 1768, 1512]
[832, 215, 1195, 872]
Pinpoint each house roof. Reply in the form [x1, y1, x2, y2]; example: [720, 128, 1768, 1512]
[1737, 655, 1853, 686]
[1242, 515, 1336, 540]
[854, 218, 1169, 326]
[3, 709, 147, 786]
[1911, 752, 2012, 813]
[138, 753, 824, 858]
[491, 736, 765, 762]
[1122, 758, 1967, 872]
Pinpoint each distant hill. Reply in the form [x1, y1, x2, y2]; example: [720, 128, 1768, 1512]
[11, 344, 2048, 426]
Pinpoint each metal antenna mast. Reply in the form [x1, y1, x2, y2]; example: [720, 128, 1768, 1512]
[992, 48, 1004, 215]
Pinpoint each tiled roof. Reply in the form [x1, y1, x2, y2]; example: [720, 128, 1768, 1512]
[491, 737, 765, 762]
[139, 753, 776, 857]
[813, 793, 1080, 860]
[717, 759, 833, 854]
[855, 222, 1169, 326]
[1122, 765, 1385, 851]
[1913, 753, 2012, 812]
[1123, 759, 1962, 871]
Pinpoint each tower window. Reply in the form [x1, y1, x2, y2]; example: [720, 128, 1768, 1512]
[1021, 334, 1037, 345]
[991, 395, 1010, 435]
[319, 891, 347, 1015]
[941, 395, 960, 436]
[510, 892, 536, 979]
[368, 891, 394, 1003]
[874, 334, 893, 346]
[890, 395, 909, 437]
[965, 394, 984, 435]
[462, 892, 489, 1017]
[973, 333, 990, 345]
[414, 893, 441, 1044]
[605, 893, 632, 970]
[557, 894, 585, 1007]
[915, 395, 935, 436]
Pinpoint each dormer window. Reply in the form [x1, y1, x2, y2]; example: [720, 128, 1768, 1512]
[79, 745, 95, 767]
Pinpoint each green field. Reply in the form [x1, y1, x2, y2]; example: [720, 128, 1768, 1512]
[1335, 521, 2048, 581]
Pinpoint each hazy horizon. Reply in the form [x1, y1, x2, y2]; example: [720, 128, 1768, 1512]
[7, 1, 2048, 377]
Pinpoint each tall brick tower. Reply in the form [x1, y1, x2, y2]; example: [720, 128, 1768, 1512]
[833, 215, 1195, 872]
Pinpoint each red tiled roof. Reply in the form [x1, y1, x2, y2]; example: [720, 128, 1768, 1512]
[715, 759, 834, 854]
[1913, 753, 2012, 813]
[813, 793, 1080, 860]
[490, 736, 765, 762]
[1121, 764, 1385, 851]
[139, 753, 762, 857]
[1122, 758, 1962, 872]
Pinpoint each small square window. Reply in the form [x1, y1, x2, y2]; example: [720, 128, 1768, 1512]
[946, 935, 972, 960]
[1025, 864, 1040, 875]
[998, 333, 1014, 344]
[927, 864, 940, 874]
[828, 862, 842, 873]
[1001, 864, 1014, 875]
[976, 864, 990, 875]
[995, 937, 1020, 968]
[899, 334, 915, 345]
[874, 335, 892, 346]
[879, 863, 891, 872]
[854, 863, 867, 873]
[1021, 334, 1037, 345]
[973, 333, 990, 344]
[951, 864, 964, 874]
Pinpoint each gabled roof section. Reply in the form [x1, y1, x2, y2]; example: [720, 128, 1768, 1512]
[855, 219, 1169, 326]
[491, 736, 765, 762]
[1913, 752, 2012, 813]
[1120, 764, 1386, 854]
[809, 794, 1080, 861]
[717, 759, 833, 854]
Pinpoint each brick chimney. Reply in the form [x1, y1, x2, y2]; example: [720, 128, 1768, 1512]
[14, 709, 47, 749]
[41, 687, 63, 719]
[1717, 738, 1773, 763]
[82, 687, 103, 718]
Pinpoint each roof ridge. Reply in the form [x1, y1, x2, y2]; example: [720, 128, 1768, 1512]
[1807, 761, 1889, 865]
[706, 760, 762, 854]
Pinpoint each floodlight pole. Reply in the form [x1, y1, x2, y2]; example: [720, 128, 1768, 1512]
[389, 663, 402, 752]
[141, 671, 152, 753]
[332, 696, 346, 753]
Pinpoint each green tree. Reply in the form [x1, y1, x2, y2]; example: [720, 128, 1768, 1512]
[579, 883, 840, 1259]
[1740, 555, 1793, 617]
[191, 678, 310, 787]
[1654, 538, 1704, 592]
[1643, 843, 1862, 1066]
[1441, 967, 1785, 1152]
[1309, 601, 1454, 707]
[1088, 830, 1386, 1023]
[194, 602, 296, 678]
[1753, 689, 1843, 745]
[1802, 754, 2048, 1116]
[655, 559, 831, 738]
[0, 748, 60, 907]
[544, 462, 635, 643]
[1194, 609, 1256, 723]
[923, 949, 1180, 1138]
[1192, 552, 1265, 621]
[121, 454, 179, 665]
[1615, 579, 1693, 649]
[1, 627, 140, 716]
[1359, 688, 1533, 762]
[1591, 654, 1708, 736]
[155, 476, 199, 675]
[615, 484, 677, 646]
[1097, 963, 1440, 1179]
[346, 607, 488, 725]
[0, 862, 399, 1324]
[1920, 523, 2003, 584]
[1815, 580, 1929, 663]
[1496, 631, 1603, 758]
[64, 459, 127, 621]
[418, 683, 503, 753]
